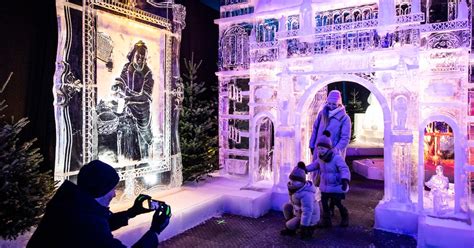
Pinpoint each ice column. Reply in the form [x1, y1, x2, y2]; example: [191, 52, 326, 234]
[299, 0, 314, 43]
[377, 0, 396, 36]
[457, 0, 469, 20]
[392, 143, 413, 205]
[168, 4, 186, 187]
[275, 70, 295, 190]
[411, 0, 421, 13]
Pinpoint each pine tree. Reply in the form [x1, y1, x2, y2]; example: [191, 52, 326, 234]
[346, 89, 364, 142]
[0, 72, 55, 240]
[179, 55, 218, 182]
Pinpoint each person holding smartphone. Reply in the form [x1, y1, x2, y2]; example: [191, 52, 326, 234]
[27, 160, 171, 248]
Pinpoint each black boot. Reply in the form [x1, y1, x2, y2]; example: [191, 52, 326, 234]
[300, 225, 313, 240]
[340, 206, 349, 227]
[329, 199, 336, 217]
[280, 228, 296, 236]
[316, 213, 332, 228]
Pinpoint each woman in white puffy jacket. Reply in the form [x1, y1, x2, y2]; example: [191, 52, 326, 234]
[280, 162, 320, 239]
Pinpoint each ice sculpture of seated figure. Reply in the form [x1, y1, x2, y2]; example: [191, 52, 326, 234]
[425, 165, 450, 215]
[363, 93, 384, 132]
[356, 93, 384, 144]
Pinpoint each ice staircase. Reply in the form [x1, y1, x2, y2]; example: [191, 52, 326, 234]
[112, 174, 274, 245]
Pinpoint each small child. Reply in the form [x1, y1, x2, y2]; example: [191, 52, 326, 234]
[280, 162, 320, 239]
[307, 130, 351, 227]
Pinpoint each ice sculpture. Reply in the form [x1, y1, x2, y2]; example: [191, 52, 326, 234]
[217, 0, 473, 241]
[425, 165, 450, 215]
[354, 93, 384, 145]
[393, 95, 408, 130]
[54, 0, 186, 197]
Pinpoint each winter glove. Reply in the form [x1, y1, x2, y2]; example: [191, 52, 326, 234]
[150, 204, 171, 234]
[341, 179, 349, 192]
[127, 194, 154, 218]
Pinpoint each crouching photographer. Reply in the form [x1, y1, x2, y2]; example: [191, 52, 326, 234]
[28, 160, 172, 248]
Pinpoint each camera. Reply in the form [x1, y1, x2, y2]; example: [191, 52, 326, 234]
[147, 199, 166, 211]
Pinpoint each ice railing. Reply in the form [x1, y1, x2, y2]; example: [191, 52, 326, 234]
[249, 41, 279, 50]
[420, 20, 469, 32]
[92, 0, 172, 30]
[117, 159, 171, 181]
[276, 13, 424, 39]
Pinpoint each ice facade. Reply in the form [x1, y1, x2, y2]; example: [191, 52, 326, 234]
[217, 0, 474, 239]
[53, 0, 185, 199]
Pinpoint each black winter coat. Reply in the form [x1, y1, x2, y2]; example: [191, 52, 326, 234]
[27, 180, 158, 248]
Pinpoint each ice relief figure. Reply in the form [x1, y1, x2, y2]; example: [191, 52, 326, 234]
[425, 165, 450, 215]
[393, 95, 407, 130]
[112, 40, 154, 161]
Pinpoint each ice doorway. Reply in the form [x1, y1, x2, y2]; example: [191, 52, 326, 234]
[301, 81, 385, 181]
[294, 74, 392, 203]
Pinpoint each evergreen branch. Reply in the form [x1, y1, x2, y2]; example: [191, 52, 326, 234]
[0, 72, 13, 93]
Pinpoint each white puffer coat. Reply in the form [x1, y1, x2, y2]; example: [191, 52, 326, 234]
[307, 153, 351, 193]
[288, 181, 320, 227]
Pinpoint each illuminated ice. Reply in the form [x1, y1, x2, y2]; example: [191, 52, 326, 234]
[217, 0, 474, 245]
[354, 93, 384, 146]
[53, 0, 186, 199]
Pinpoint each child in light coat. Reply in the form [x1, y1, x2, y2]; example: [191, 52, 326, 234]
[281, 162, 320, 239]
[307, 130, 351, 227]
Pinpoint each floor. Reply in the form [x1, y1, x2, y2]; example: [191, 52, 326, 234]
[161, 174, 417, 248]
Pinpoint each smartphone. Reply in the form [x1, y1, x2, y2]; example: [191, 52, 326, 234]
[147, 199, 166, 211]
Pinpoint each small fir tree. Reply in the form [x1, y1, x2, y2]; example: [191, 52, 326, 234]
[0, 72, 55, 240]
[179, 55, 219, 182]
[347, 89, 363, 113]
[345, 89, 364, 142]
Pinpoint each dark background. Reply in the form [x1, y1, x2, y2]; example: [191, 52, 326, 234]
[0, 0, 220, 172]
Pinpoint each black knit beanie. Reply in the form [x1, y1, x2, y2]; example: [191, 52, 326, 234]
[77, 160, 120, 198]
[317, 130, 333, 149]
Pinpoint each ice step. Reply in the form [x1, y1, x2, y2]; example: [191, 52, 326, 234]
[113, 175, 273, 245]
[417, 215, 474, 248]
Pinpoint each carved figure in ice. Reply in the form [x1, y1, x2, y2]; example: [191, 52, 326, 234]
[425, 165, 450, 215]
[112, 40, 154, 160]
[393, 95, 408, 130]
[362, 93, 384, 132]
[279, 100, 289, 126]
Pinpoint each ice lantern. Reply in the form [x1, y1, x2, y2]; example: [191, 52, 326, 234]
[53, 0, 186, 197]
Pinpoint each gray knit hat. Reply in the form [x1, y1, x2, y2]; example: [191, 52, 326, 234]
[289, 162, 307, 183]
